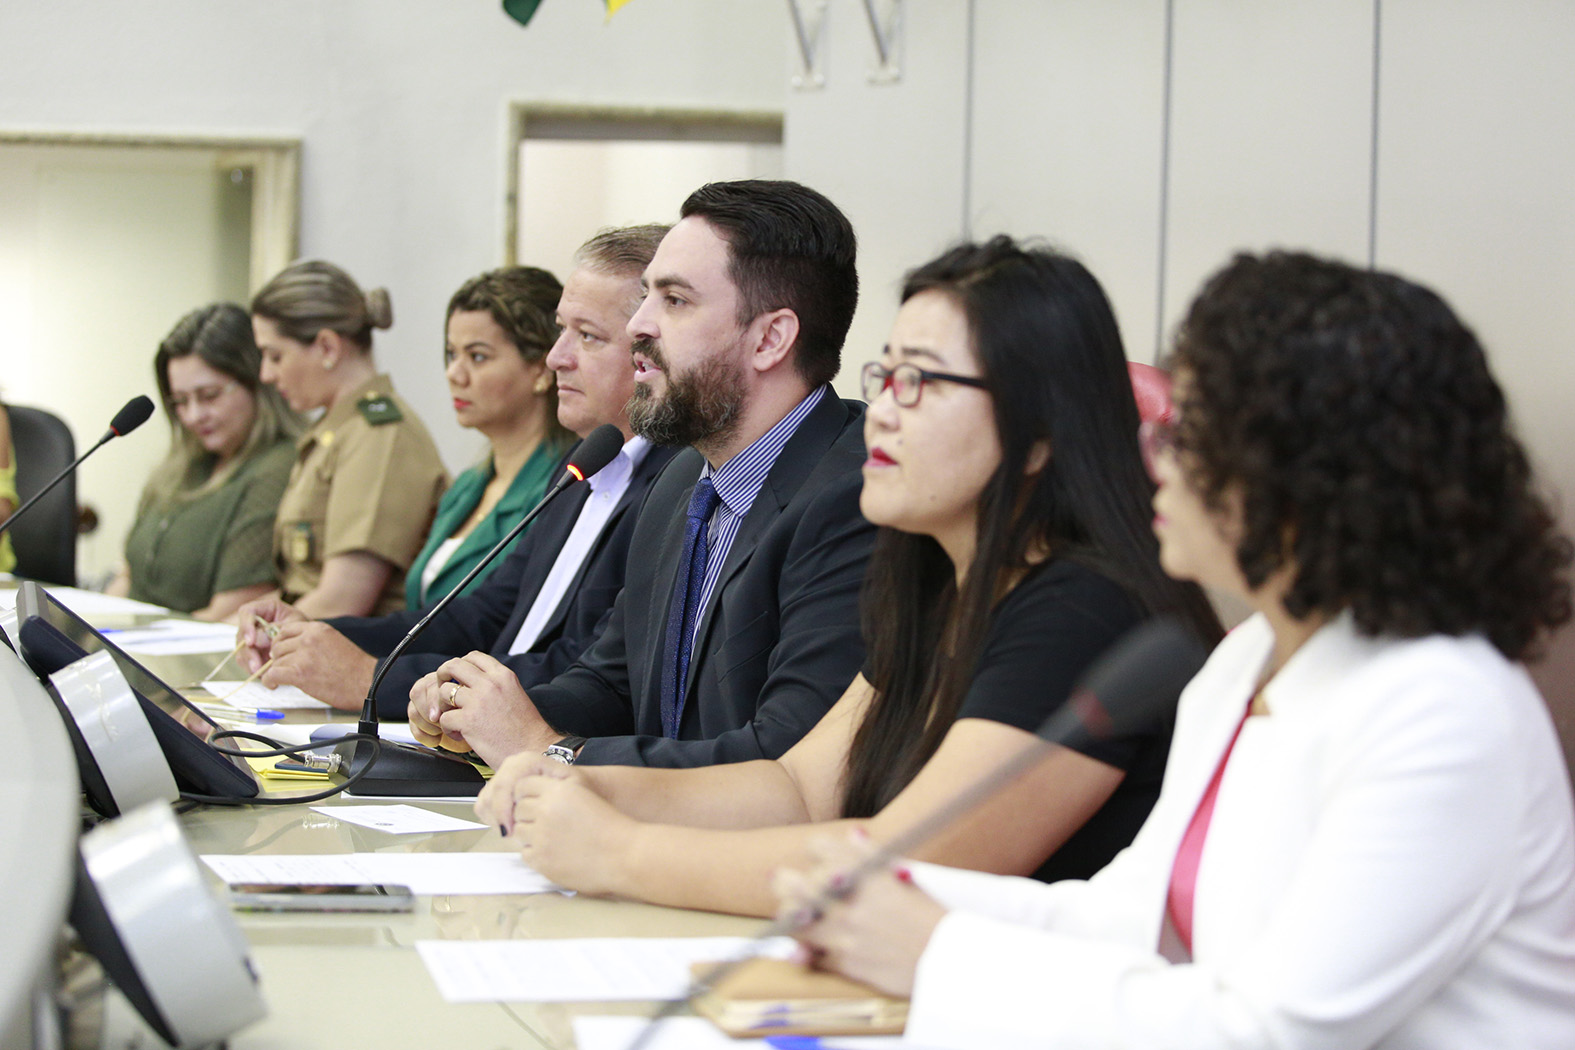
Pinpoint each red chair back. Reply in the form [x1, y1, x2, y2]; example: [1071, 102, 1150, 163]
[1128, 362, 1173, 425]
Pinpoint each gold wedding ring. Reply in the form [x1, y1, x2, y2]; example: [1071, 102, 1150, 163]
[443, 682, 460, 708]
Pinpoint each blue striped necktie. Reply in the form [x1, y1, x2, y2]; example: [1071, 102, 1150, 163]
[659, 477, 720, 738]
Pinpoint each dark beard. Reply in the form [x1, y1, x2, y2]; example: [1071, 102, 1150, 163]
[627, 336, 745, 449]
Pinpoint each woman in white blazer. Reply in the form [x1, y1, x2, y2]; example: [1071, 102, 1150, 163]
[778, 250, 1575, 1050]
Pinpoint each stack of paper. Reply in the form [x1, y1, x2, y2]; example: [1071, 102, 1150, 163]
[106, 619, 239, 655]
[202, 680, 332, 710]
[201, 852, 558, 895]
[0, 586, 167, 617]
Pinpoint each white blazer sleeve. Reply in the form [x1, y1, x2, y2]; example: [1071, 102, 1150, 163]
[904, 641, 1575, 1050]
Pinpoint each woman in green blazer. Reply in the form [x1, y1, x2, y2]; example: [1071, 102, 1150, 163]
[406, 267, 573, 608]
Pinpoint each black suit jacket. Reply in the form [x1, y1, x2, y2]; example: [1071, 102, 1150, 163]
[328, 443, 678, 718]
[528, 392, 876, 767]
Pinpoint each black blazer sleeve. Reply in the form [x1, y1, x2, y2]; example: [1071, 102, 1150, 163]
[326, 540, 533, 718]
[526, 587, 640, 740]
[331, 444, 677, 719]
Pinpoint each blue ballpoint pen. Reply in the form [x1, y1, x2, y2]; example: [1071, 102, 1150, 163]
[764, 1033, 921, 1048]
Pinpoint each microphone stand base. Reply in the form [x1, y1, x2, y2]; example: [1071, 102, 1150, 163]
[333, 738, 486, 797]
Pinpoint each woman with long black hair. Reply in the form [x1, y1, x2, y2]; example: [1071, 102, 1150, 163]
[476, 236, 1221, 916]
[780, 250, 1575, 1049]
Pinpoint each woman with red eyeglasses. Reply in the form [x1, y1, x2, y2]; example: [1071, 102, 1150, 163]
[474, 236, 1221, 917]
[779, 251, 1575, 1049]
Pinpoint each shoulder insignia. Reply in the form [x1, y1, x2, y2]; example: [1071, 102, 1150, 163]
[357, 395, 403, 425]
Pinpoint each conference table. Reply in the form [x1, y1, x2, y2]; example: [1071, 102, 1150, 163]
[175, 779, 762, 1049]
[19, 590, 768, 1050]
[178, 803, 762, 1050]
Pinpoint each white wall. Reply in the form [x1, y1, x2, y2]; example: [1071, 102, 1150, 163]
[518, 138, 783, 284]
[0, 0, 788, 479]
[1160, 0, 1376, 335]
[970, 1, 1170, 362]
[782, 0, 973, 389]
[0, 145, 253, 579]
[1374, 0, 1575, 755]
[783, 0, 1575, 764]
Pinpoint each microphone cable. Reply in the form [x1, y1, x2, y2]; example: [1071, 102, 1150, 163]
[178, 729, 385, 807]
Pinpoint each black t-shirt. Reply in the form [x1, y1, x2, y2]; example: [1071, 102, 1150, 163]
[957, 559, 1170, 882]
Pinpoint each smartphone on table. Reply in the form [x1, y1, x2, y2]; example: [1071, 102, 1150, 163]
[227, 882, 415, 913]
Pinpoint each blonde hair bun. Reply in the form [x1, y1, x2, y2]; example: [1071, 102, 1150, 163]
[364, 287, 393, 330]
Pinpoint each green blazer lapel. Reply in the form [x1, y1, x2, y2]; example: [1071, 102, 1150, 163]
[424, 441, 563, 603]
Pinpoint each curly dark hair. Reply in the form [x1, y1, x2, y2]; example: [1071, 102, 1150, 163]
[1170, 250, 1571, 660]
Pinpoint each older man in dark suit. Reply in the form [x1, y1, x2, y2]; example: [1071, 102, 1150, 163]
[235, 225, 675, 716]
[424, 180, 875, 769]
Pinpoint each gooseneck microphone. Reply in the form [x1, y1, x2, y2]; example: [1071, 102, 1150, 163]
[331, 424, 627, 796]
[0, 395, 155, 538]
[106, 396, 156, 439]
[622, 616, 1211, 1050]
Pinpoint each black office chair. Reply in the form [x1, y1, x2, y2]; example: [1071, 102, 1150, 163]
[5, 404, 78, 587]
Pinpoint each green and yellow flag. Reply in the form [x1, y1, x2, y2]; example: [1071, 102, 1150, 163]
[501, 0, 544, 26]
[503, 0, 637, 27]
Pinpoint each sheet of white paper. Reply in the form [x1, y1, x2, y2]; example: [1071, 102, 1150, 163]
[376, 722, 422, 746]
[203, 680, 332, 710]
[106, 619, 240, 655]
[303, 721, 420, 745]
[0, 585, 167, 617]
[220, 720, 320, 745]
[201, 852, 558, 895]
[307, 804, 487, 835]
[572, 1016, 924, 1050]
[573, 1018, 754, 1050]
[415, 937, 795, 1003]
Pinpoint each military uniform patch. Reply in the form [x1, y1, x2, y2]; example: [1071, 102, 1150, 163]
[288, 521, 314, 564]
[357, 395, 403, 425]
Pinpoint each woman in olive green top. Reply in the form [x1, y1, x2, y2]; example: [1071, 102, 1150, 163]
[404, 266, 573, 608]
[253, 260, 448, 618]
[107, 303, 302, 619]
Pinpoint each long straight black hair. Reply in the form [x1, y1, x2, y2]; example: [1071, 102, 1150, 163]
[842, 237, 1222, 819]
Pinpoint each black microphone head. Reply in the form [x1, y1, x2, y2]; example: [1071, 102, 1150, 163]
[108, 396, 155, 437]
[564, 424, 625, 481]
[1041, 616, 1210, 748]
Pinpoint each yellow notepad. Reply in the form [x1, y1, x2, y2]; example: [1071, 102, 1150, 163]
[245, 755, 330, 781]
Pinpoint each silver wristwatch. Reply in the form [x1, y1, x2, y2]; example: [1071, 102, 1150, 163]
[543, 735, 587, 765]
